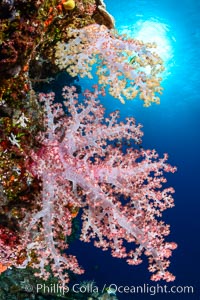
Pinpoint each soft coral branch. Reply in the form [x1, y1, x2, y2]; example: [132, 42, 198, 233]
[12, 85, 177, 283]
[55, 24, 164, 106]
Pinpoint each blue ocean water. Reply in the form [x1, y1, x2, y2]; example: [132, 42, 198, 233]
[69, 0, 200, 299]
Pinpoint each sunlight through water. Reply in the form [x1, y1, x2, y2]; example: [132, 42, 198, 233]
[119, 19, 175, 80]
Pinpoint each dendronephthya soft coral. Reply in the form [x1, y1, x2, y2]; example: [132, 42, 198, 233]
[55, 24, 164, 106]
[6, 85, 177, 284]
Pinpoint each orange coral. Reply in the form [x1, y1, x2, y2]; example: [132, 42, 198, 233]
[44, 0, 75, 29]
[0, 263, 8, 274]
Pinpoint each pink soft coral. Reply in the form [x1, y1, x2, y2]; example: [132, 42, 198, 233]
[17, 85, 177, 283]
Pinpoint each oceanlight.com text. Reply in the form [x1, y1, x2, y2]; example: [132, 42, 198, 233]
[105, 283, 194, 296]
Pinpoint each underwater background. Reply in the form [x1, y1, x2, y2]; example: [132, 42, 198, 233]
[69, 0, 200, 299]
[0, 0, 200, 299]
